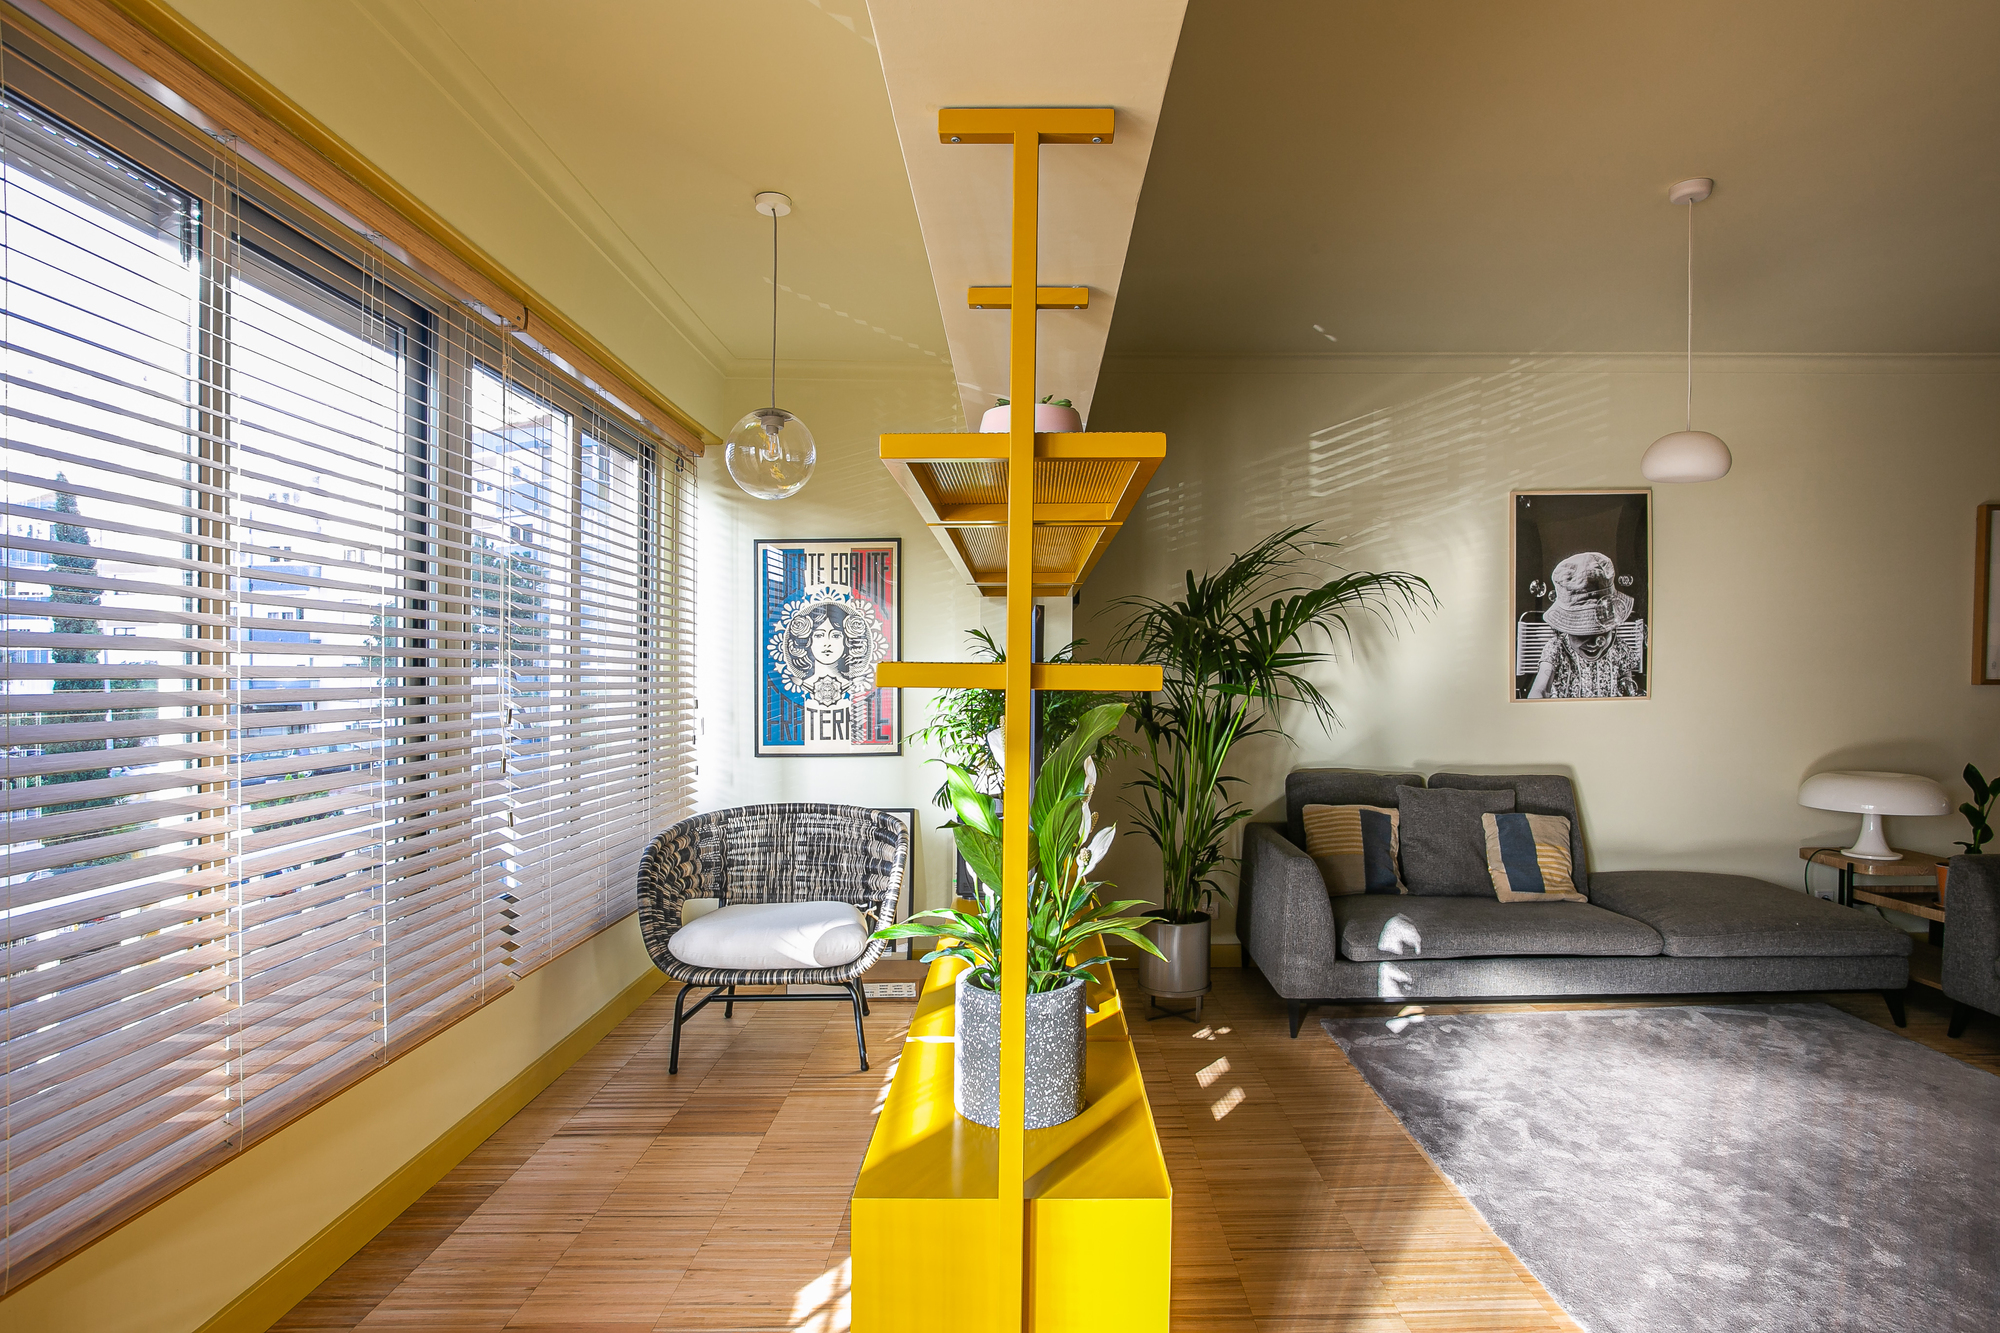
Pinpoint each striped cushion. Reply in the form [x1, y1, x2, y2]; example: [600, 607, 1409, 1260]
[1302, 803, 1405, 895]
[1481, 812, 1587, 902]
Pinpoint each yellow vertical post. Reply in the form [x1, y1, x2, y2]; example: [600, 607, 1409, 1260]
[908, 106, 1118, 1332]
[998, 117, 1040, 1329]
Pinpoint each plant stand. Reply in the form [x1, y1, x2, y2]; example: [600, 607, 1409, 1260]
[1145, 990, 1205, 1022]
[860, 105, 1168, 1333]
[852, 950, 1171, 1332]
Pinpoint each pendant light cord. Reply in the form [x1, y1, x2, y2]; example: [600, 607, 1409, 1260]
[770, 208, 779, 410]
[1685, 198, 1694, 433]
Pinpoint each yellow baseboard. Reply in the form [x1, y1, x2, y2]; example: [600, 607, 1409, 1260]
[193, 968, 664, 1333]
[1211, 941, 1242, 968]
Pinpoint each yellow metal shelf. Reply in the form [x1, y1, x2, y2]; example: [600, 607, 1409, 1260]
[880, 431, 1164, 598]
[851, 952, 1171, 1332]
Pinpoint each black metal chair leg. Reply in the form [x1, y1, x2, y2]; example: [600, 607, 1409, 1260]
[724, 983, 736, 1020]
[848, 980, 870, 1072]
[1288, 999, 1306, 1038]
[1948, 1002, 1972, 1038]
[669, 982, 696, 1074]
[1882, 988, 1907, 1028]
[861, 987, 871, 1017]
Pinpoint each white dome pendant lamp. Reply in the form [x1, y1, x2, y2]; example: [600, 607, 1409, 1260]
[1641, 177, 1732, 483]
[725, 192, 816, 500]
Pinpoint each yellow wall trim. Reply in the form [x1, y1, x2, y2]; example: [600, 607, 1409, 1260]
[1210, 941, 1242, 969]
[192, 968, 663, 1333]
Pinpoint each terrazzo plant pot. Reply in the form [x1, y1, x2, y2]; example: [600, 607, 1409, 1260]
[1139, 911, 1211, 1000]
[953, 972, 1086, 1129]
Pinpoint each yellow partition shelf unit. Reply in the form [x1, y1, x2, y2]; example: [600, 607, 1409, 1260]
[851, 106, 1170, 1330]
[851, 954, 1170, 1332]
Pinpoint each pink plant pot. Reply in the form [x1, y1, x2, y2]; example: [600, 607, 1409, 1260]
[979, 402, 1083, 433]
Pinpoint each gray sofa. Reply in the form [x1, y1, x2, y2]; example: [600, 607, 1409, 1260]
[1942, 855, 1999, 1037]
[1241, 768, 1913, 1036]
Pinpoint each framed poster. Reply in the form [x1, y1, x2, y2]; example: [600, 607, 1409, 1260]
[1977, 503, 2000, 684]
[1512, 490, 1650, 700]
[755, 537, 901, 755]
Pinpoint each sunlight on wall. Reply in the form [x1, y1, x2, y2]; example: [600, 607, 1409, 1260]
[1082, 355, 2000, 948]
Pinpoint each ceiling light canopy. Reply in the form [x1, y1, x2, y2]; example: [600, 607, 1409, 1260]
[726, 192, 816, 501]
[1641, 177, 1732, 484]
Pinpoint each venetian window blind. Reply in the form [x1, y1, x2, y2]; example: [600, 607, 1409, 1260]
[1, 19, 697, 1291]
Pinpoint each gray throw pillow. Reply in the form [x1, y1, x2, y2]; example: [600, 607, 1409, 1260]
[1398, 786, 1516, 895]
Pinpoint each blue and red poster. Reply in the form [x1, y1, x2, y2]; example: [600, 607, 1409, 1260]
[754, 538, 900, 756]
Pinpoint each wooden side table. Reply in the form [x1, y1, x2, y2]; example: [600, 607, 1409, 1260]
[1801, 846, 1949, 990]
[1799, 846, 1947, 911]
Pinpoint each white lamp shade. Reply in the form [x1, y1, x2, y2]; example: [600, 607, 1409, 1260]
[1797, 770, 1950, 816]
[1641, 430, 1732, 483]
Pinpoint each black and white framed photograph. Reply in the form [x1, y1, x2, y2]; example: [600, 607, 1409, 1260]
[1512, 490, 1651, 700]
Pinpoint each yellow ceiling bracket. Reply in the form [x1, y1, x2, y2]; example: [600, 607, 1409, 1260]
[858, 105, 1167, 1333]
[968, 286, 1090, 310]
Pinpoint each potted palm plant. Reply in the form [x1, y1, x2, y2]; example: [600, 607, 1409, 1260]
[873, 702, 1161, 1128]
[1109, 525, 1432, 1004]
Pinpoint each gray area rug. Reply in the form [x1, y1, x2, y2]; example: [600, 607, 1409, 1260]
[1323, 1004, 1999, 1333]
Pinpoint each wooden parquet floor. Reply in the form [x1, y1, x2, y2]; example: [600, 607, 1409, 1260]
[272, 971, 2000, 1332]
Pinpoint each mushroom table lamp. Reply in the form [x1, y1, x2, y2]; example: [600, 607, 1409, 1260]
[1797, 770, 1950, 861]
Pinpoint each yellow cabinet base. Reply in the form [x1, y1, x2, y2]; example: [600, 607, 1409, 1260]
[850, 958, 1171, 1331]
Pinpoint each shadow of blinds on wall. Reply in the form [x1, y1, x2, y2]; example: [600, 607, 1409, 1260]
[0, 35, 697, 1292]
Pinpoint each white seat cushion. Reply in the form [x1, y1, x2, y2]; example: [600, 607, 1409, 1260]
[667, 900, 869, 971]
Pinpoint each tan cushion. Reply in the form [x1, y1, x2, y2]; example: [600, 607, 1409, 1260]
[1481, 812, 1587, 902]
[1302, 803, 1406, 895]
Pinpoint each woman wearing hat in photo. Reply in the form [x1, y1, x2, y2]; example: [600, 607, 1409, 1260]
[1527, 551, 1645, 698]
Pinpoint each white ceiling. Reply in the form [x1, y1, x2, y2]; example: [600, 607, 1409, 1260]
[868, 0, 1188, 425]
[165, 0, 2000, 433]
[1108, 0, 2000, 358]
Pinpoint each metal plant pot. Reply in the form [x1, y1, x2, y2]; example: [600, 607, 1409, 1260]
[954, 972, 1086, 1130]
[1139, 911, 1211, 1000]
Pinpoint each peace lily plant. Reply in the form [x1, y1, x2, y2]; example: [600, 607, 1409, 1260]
[873, 701, 1161, 993]
[872, 702, 1160, 1128]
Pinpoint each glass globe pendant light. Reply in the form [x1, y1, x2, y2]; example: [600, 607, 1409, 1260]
[726, 192, 816, 500]
[1641, 177, 1732, 483]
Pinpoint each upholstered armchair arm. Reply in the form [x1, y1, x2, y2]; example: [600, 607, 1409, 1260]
[1241, 822, 1336, 999]
[849, 815, 912, 974]
[1943, 854, 2000, 1017]
[635, 815, 708, 972]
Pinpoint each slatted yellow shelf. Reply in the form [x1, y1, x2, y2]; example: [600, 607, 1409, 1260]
[850, 950, 1171, 1333]
[880, 431, 1164, 598]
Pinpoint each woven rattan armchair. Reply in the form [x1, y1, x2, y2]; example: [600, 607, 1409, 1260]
[636, 803, 909, 1073]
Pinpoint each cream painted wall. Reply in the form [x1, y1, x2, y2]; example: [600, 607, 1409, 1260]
[0, 917, 658, 1333]
[696, 372, 977, 918]
[1079, 355, 2000, 945]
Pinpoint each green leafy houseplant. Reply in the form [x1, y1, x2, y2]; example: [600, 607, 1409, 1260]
[873, 701, 1162, 992]
[1958, 762, 1995, 854]
[909, 629, 1132, 808]
[992, 395, 1072, 408]
[1111, 524, 1434, 924]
